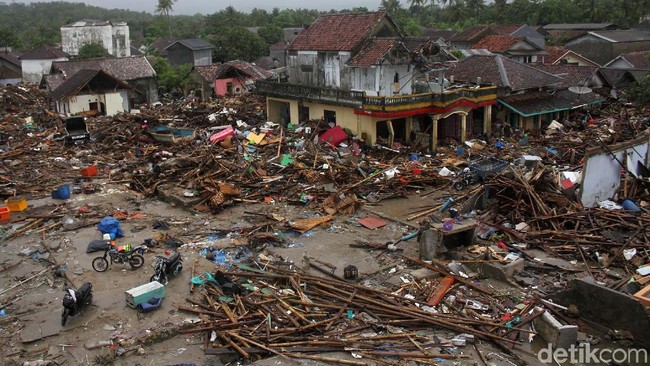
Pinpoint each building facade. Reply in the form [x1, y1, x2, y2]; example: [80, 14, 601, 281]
[61, 19, 131, 58]
[257, 12, 498, 149]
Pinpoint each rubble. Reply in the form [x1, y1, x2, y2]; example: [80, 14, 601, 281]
[2, 82, 650, 365]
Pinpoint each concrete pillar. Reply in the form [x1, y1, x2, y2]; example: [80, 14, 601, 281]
[431, 115, 439, 150]
[289, 100, 299, 125]
[405, 116, 413, 141]
[460, 113, 467, 143]
[484, 105, 492, 136]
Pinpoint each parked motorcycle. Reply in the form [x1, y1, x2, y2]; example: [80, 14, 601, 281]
[150, 251, 183, 285]
[61, 282, 93, 326]
[92, 243, 145, 272]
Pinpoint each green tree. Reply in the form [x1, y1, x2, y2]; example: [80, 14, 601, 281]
[156, 0, 176, 37]
[0, 27, 21, 49]
[273, 10, 297, 28]
[78, 42, 111, 59]
[402, 19, 423, 35]
[628, 76, 650, 108]
[258, 24, 283, 44]
[152, 56, 193, 95]
[209, 27, 268, 62]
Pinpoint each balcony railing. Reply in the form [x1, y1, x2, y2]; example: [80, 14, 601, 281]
[256, 80, 364, 107]
[256, 80, 497, 112]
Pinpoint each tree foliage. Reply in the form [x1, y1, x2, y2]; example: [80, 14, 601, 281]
[152, 56, 193, 95]
[208, 27, 268, 63]
[0, 27, 22, 49]
[156, 0, 176, 36]
[78, 42, 111, 59]
[257, 24, 283, 44]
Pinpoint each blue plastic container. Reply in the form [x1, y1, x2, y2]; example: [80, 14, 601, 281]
[54, 184, 71, 200]
[408, 153, 419, 161]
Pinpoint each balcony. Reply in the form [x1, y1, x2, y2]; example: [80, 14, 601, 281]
[256, 80, 497, 113]
[255, 80, 364, 107]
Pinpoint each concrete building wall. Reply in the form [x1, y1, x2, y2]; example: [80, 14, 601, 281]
[21, 57, 67, 84]
[61, 23, 130, 57]
[215, 78, 247, 97]
[111, 24, 131, 58]
[58, 90, 129, 116]
[380, 64, 412, 96]
[193, 49, 212, 66]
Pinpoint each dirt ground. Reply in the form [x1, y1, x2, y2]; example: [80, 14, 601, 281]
[4, 179, 515, 366]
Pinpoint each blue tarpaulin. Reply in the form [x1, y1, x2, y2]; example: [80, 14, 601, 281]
[97, 216, 124, 239]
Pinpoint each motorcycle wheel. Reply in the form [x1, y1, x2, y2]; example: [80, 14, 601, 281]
[61, 308, 70, 326]
[92, 257, 109, 272]
[172, 263, 183, 276]
[129, 254, 144, 269]
[149, 274, 160, 283]
[453, 181, 466, 191]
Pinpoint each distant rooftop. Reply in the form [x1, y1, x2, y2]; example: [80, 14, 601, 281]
[543, 23, 615, 30]
[164, 39, 215, 51]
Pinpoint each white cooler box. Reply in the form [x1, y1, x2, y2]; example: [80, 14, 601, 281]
[125, 281, 165, 308]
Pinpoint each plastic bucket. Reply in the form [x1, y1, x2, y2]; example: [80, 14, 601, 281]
[56, 184, 71, 200]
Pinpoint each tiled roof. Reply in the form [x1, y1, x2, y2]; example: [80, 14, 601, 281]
[543, 46, 568, 64]
[0, 51, 21, 67]
[149, 37, 179, 55]
[471, 35, 523, 52]
[43, 73, 65, 91]
[50, 69, 133, 100]
[288, 12, 389, 51]
[194, 61, 271, 82]
[450, 54, 562, 91]
[423, 29, 457, 40]
[165, 39, 215, 51]
[490, 24, 524, 35]
[449, 25, 491, 42]
[347, 38, 400, 67]
[193, 65, 219, 82]
[226, 60, 271, 80]
[619, 51, 650, 69]
[530, 64, 598, 88]
[20, 45, 69, 60]
[51, 56, 156, 81]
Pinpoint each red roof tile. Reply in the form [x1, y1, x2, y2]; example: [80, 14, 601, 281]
[449, 25, 491, 42]
[20, 45, 68, 60]
[543, 46, 568, 64]
[471, 35, 523, 52]
[289, 12, 390, 52]
[489, 24, 524, 35]
[347, 38, 400, 67]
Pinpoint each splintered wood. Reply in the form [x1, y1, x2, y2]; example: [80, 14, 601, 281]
[179, 261, 521, 364]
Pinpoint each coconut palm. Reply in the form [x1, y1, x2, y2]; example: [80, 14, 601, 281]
[156, 0, 176, 37]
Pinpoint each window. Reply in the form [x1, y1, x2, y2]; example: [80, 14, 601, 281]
[324, 110, 336, 126]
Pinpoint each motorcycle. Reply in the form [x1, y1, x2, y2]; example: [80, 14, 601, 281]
[61, 282, 93, 326]
[149, 251, 183, 285]
[92, 242, 145, 272]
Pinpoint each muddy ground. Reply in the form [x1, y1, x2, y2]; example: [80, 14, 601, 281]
[0, 179, 568, 366]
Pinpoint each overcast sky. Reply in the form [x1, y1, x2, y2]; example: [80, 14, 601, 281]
[13, 0, 385, 14]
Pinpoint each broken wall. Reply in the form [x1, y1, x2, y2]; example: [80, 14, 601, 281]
[580, 135, 649, 207]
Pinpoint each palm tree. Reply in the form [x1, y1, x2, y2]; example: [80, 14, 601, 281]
[156, 0, 176, 37]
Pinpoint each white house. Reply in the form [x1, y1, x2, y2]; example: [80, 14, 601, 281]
[19, 45, 69, 84]
[49, 69, 136, 116]
[61, 19, 130, 58]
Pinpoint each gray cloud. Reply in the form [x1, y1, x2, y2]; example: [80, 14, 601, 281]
[12, 0, 384, 15]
